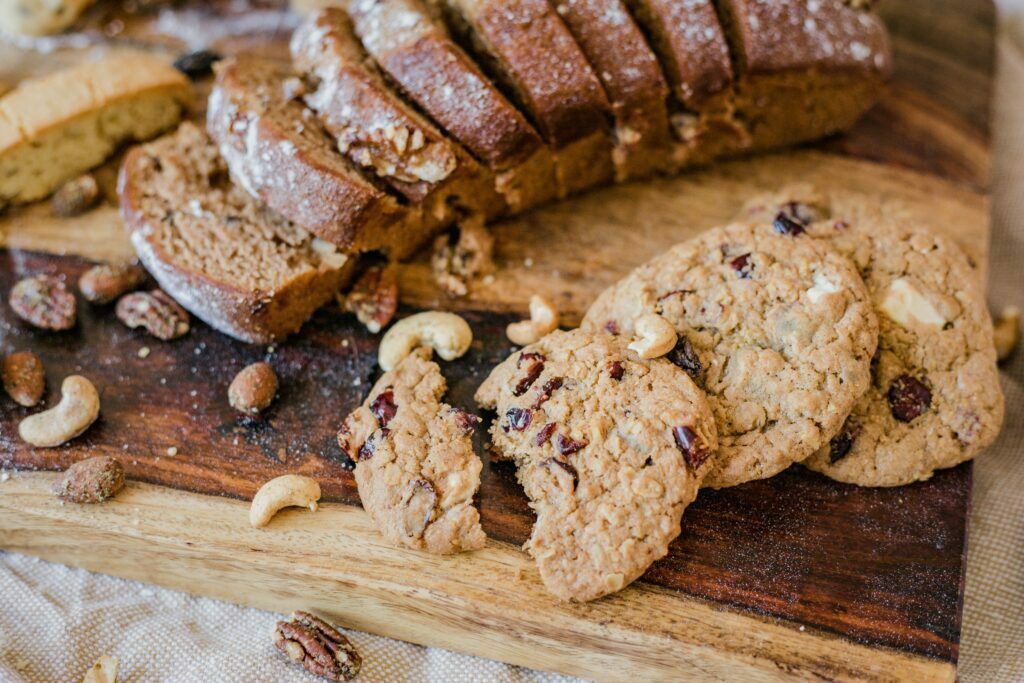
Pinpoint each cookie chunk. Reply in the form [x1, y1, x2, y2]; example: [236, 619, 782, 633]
[338, 348, 486, 554]
[476, 330, 717, 602]
[582, 222, 878, 489]
[742, 186, 1004, 486]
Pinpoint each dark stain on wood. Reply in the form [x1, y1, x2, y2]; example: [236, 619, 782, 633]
[0, 250, 967, 662]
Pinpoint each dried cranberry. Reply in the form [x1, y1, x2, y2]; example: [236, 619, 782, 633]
[517, 352, 545, 367]
[607, 361, 625, 380]
[505, 407, 533, 432]
[773, 212, 805, 236]
[514, 353, 545, 396]
[370, 389, 397, 427]
[666, 338, 703, 383]
[603, 321, 620, 335]
[555, 433, 588, 455]
[540, 457, 578, 489]
[452, 408, 481, 433]
[358, 431, 388, 461]
[888, 375, 931, 423]
[673, 426, 710, 470]
[534, 422, 557, 446]
[828, 422, 862, 463]
[729, 253, 753, 278]
[531, 377, 563, 409]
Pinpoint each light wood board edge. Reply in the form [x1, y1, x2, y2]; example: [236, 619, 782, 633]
[0, 473, 955, 683]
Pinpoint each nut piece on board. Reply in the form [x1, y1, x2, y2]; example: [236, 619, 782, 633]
[627, 314, 678, 359]
[229, 362, 279, 415]
[250, 474, 321, 528]
[115, 289, 190, 340]
[506, 295, 559, 346]
[19, 375, 100, 447]
[51, 174, 100, 217]
[994, 306, 1020, 362]
[275, 611, 361, 682]
[9, 274, 77, 330]
[2, 351, 45, 407]
[53, 456, 124, 504]
[341, 266, 398, 334]
[79, 263, 147, 304]
[377, 311, 472, 371]
[81, 655, 119, 683]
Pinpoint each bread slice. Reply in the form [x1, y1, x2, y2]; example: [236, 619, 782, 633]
[119, 122, 351, 344]
[291, 8, 504, 223]
[551, 0, 673, 180]
[348, 0, 558, 212]
[207, 56, 430, 259]
[715, 0, 892, 152]
[0, 51, 190, 209]
[0, 0, 96, 36]
[439, 0, 615, 196]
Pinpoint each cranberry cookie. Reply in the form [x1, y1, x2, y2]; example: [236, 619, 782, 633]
[582, 221, 878, 489]
[338, 348, 486, 554]
[742, 186, 1004, 486]
[475, 330, 717, 602]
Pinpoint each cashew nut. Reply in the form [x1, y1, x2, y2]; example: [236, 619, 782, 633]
[506, 295, 559, 346]
[627, 314, 678, 359]
[378, 311, 473, 371]
[18, 375, 100, 448]
[994, 305, 1020, 362]
[249, 474, 321, 528]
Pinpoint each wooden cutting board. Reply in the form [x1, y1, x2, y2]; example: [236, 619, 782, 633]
[0, 1, 994, 680]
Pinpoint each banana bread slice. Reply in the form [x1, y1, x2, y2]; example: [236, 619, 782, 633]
[551, 0, 673, 180]
[119, 122, 351, 344]
[207, 56, 429, 259]
[715, 0, 892, 152]
[439, 0, 615, 196]
[348, 0, 558, 212]
[291, 8, 504, 223]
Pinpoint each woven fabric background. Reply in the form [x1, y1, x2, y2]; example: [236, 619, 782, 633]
[1, 4, 1023, 682]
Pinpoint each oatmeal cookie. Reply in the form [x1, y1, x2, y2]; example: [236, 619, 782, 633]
[582, 221, 878, 488]
[476, 329, 717, 602]
[742, 186, 1004, 486]
[338, 348, 486, 554]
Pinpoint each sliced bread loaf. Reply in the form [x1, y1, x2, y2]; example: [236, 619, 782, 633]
[291, 8, 504, 223]
[119, 122, 351, 344]
[438, 0, 615, 196]
[348, 0, 559, 212]
[551, 0, 673, 180]
[207, 56, 430, 259]
[0, 51, 190, 210]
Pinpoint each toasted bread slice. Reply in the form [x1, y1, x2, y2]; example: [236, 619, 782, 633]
[291, 8, 504, 222]
[119, 123, 351, 344]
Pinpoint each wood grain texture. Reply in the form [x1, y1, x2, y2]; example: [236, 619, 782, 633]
[0, 0, 996, 679]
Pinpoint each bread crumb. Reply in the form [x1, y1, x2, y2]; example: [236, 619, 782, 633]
[167, 446, 178, 457]
[138, 346, 151, 358]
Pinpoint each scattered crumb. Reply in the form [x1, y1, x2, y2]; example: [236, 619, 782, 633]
[341, 339, 350, 347]
[353, 378, 361, 387]
[523, 257, 534, 268]
[137, 346, 151, 359]
[483, 274, 495, 285]
[267, 344, 277, 354]
[799, 625, 806, 632]
[166, 447, 178, 457]
[1, 471, 10, 482]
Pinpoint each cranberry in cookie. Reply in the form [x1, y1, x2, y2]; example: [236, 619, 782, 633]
[338, 348, 486, 554]
[582, 221, 878, 489]
[476, 330, 717, 602]
[744, 186, 1004, 486]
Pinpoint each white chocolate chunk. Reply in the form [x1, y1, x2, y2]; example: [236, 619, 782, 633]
[881, 278, 946, 328]
[807, 273, 841, 303]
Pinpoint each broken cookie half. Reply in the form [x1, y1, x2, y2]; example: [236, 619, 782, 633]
[476, 329, 718, 601]
[338, 347, 486, 554]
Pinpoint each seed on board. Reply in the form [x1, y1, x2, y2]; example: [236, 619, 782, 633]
[228, 362, 279, 415]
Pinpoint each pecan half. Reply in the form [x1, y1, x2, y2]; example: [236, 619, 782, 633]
[342, 266, 398, 334]
[9, 274, 76, 330]
[274, 611, 361, 682]
[2, 351, 45, 407]
[78, 263, 147, 305]
[115, 290, 189, 340]
[51, 174, 100, 217]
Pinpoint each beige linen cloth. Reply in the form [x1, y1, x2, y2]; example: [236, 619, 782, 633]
[3, 9, 1024, 683]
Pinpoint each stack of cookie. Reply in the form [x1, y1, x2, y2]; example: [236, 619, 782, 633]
[470, 184, 1004, 601]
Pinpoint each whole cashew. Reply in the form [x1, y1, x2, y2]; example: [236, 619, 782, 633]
[249, 474, 321, 528]
[378, 311, 473, 371]
[627, 314, 678, 359]
[19, 375, 100, 447]
[994, 306, 1020, 362]
[506, 295, 559, 346]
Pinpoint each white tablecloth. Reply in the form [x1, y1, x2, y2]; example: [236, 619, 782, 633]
[2, 4, 1023, 682]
